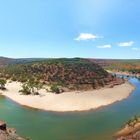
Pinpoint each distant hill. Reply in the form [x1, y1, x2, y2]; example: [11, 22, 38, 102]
[0, 57, 14, 67]
[89, 59, 140, 73]
[89, 59, 140, 67]
[88, 59, 120, 67]
[1, 56, 140, 70]
[0, 57, 47, 67]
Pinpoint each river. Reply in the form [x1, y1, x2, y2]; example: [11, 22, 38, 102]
[0, 76, 140, 140]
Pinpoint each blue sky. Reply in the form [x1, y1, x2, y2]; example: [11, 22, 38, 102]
[0, 0, 140, 59]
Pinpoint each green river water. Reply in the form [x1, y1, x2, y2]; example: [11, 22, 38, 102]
[0, 77, 140, 140]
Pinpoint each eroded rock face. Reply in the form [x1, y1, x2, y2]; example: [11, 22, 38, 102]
[0, 130, 7, 140]
[0, 121, 6, 131]
[0, 120, 27, 140]
[116, 131, 140, 140]
[115, 116, 140, 140]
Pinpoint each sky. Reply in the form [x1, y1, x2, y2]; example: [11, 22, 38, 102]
[0, 0, 140, 59]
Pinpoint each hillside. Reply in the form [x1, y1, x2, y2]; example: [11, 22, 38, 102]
[106, 60, 140, 74]
[0, 57, 14, 67]
[0, 58, 119, 91]
[0, 57, 47, 67]
[1, 57, 140, 75]
[89, 59, 140, 74]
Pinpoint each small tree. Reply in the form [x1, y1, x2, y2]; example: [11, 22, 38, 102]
[121, 76, 125, 81]
[111, 74, 116, 79]
[19, 83, 31, 95]
[92, 79, 98, 89]
[100, 79, 105, 87]
[19, 79, 43, 95]
[30, 80, 43, 95]
[50, 84, 60, 94]
[0, 79, 7, 90]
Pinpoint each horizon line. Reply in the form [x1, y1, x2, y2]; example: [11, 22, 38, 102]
[0, 56, 140, 60]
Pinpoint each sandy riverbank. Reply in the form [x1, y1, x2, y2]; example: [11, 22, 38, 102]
[107, 70, 140, 78]
[0, 81, 135, 112]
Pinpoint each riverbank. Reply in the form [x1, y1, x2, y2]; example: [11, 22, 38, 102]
[0, 81, 135, 112]
[0, 120, 26, 140]
[107, 70, 140, 78]
[114, 116, 140, 140]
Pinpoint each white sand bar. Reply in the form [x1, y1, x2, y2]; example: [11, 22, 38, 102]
[1, 82, 135, 112]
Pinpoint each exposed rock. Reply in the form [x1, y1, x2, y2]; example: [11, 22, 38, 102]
[0, 130, 7, 140]
[7, 128, 16, 134]
[116, 131, 140, 140]
[0, 120, 28, 140]
[115, 116, 140, 140]
[0, 121, 6, 131]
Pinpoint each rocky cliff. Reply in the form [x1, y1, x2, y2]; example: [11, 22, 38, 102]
[0, 120, 27, 140]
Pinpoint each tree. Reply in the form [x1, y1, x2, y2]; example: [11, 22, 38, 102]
[92, 79, 98, 89]
[121, 75, 125, 80]
[31, 80, 43, 95]
[0, 79, 6, 90]
[19, 83, 31, 95]
[112, 74, 116, 79]
[100, 79, 105, 87]
[19, 79, 43, 95]
[50, 84, 60, 94]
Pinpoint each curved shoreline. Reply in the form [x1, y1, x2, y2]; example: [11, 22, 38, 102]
[0, 81, 135, 112]
[107, 70, 140, 78]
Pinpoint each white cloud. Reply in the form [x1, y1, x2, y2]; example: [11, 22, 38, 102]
[132, 47, 139, 51]
[118, 41, 134, 47]
[75, 33, 103, 41]
[97, 44, 112, 49]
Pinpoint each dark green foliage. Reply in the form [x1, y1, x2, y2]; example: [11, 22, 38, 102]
[50, 84, 60, 94]
[19, 79, 43, 95]
[19, 83, 31, 95]
[92, 79, 98, 89]
[126, 116, 140, 127]
[99, 79, 105, 87]
[0, 79, 6, 90]
[0, 58, 110, 89]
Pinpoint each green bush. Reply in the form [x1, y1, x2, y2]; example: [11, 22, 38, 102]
[50, 84, 60, 94]
[19, 80, 43, 95]
[19, 83, 31, 95]
[0, 79, 7, 90]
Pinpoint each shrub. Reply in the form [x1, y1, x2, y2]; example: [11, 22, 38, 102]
[0, 79, 7, 90]
[19, 80, 43, 95]
[50, 84, 60, 94]
[19, 83, 31, 95]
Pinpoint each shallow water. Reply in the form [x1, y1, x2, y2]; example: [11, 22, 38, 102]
[0, 77, 140, 140]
